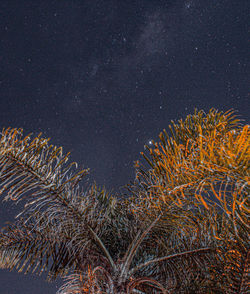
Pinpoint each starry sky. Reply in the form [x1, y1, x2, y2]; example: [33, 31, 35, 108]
[0, 0, 249, 293]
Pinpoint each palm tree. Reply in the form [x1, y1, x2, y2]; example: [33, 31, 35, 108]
[0, 109, 249, 293]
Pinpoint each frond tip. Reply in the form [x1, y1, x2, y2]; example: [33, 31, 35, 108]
[0, 127, 88, 210]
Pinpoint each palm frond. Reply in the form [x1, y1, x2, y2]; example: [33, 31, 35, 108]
[0, 128, 120, 277]
[128, 109, 249, 293]
[0, 128, 87, 215]
[57, 272, 87, 294]
[0, 215, 75, 278]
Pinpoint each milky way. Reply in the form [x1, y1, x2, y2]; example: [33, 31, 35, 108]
[0, 0, 249, 293]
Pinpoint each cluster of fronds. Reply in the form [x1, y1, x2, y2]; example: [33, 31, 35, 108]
[0, 109, 249, 293]
[129, 109, 249, 293]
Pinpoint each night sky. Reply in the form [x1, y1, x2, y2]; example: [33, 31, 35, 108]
[0, 0, 249, 293]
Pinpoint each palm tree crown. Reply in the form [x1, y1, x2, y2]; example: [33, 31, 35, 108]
[0, 109, 249, 293]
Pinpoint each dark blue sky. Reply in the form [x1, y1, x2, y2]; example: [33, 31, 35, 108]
[0, 0, 249, 293]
